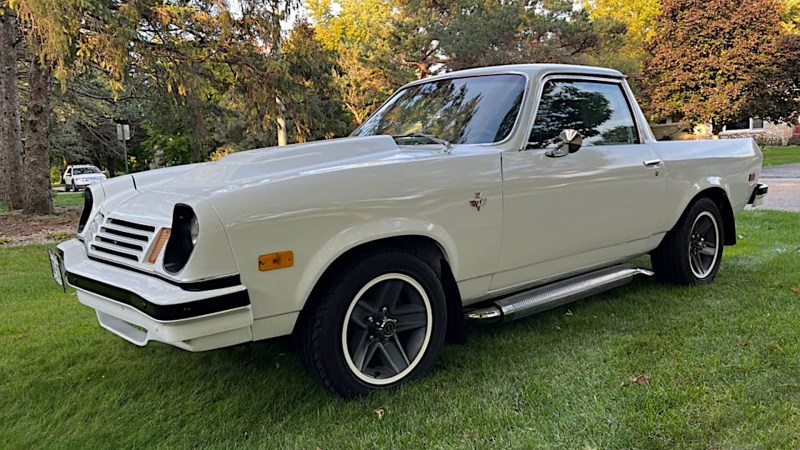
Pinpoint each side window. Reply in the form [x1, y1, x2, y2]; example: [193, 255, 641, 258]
[66, 168, 72, 176]
[528, 80, 640, 149]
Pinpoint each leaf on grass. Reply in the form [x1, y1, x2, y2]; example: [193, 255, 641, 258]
[554, 325, 561, 332]
[374, 407, 385, 420]
[791, 285, 800, 293]
[628, 374, 650, 385]
[565, 309, 573, 317]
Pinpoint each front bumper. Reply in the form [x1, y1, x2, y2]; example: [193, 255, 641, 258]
[74, 179, 104, 188]
[58, 239, 254, 351]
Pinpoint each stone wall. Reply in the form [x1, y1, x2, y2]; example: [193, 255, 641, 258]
[649, 121, 797, 144]
[719, 121, 795, 146]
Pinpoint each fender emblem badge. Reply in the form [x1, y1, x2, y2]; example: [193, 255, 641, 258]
[469, 193, 486, 211]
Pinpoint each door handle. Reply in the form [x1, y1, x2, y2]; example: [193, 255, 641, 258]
[643, 159, 663, 168]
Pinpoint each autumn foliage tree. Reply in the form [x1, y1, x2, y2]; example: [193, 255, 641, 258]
[642, 0, 799, 134]
[308, 0, 414, 125]
[585, 0, 661, 82]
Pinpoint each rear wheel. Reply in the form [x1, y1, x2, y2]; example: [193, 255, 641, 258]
[651, 198, 724, 285]
[297, 251, 447, 398]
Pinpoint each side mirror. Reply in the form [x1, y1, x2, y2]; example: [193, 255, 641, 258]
[545, 129, 583, 158]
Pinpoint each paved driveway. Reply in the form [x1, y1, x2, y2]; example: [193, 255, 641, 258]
[757, 163, 800, 212]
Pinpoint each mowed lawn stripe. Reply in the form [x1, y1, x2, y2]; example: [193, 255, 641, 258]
[1, 210, 798, 449]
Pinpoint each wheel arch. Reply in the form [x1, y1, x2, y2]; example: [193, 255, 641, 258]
[678, 187, 736, 246]
[294, 234, 466, 344]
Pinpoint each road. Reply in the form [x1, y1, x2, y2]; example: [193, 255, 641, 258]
[758, 163, 800, 212]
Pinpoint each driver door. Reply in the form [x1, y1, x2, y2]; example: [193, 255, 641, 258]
[490, 78, 666, 292]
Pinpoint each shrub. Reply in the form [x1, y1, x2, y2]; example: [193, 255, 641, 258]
[754, 136, 785, 147]
[50, 167, 63, 186]
[46, 230, 75, 242]
[209, 144, 237, 162]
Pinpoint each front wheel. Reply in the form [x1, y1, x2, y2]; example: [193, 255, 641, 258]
[651, 197, 724, 285]
[297, 251, 447, 398]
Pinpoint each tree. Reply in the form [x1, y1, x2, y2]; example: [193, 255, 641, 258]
[0, 7, 23, 209]
[785, 0, 800, 31]
[308, 0, 413, 125]
[749, 32, 800, 125]
[50, 70, 149, 174]
[584, 0, 660, 82]
[281, 21, 350, 141]
[642, 0, 798, 134]
[7, 0, 303, 212]
[585, 0, 661, 42]
[25, 51, 54, 213]
[9, 0, 93, 213]
[392, 0, 623, 77]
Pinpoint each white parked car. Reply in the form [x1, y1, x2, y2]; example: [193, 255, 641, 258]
[62, 165, 107, 191]
[49, 64, 768, 398]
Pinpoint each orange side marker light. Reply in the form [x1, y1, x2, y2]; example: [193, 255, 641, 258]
[259, 251, 294, 271]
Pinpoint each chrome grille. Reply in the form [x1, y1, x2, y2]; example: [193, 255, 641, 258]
[90, 217, 156, 262]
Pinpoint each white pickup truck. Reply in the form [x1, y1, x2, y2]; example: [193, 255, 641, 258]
[50, 64, 768, 398]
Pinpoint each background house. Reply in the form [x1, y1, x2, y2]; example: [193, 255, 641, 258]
[650, 117, 800, 144]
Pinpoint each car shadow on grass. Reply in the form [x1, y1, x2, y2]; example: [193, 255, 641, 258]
[128, 275, 685, 407]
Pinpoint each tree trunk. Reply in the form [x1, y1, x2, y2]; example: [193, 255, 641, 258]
[106, 154, 116, 178]
[0, 9, 24, 209]
[276, 96, 288, 146]
[710, 119, 724, 137]
[23, 58, 54, 215]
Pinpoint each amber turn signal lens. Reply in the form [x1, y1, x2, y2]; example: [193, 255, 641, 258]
[259, 251, 294, 271]
[147, 228, 171, 264]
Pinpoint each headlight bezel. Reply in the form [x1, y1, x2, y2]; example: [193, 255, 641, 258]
[77, 188, 94, 233]
[163, 204, 198, 274]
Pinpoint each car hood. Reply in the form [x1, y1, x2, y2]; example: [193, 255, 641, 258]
[136, 135, 439, 198]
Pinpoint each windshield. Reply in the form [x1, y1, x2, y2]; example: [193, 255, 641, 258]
[73, 167, 102, 175]
[353, 74, 526, 145]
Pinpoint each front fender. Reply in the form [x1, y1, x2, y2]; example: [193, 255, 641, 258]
[294, 218, 460, 310]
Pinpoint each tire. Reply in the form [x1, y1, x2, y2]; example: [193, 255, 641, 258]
[65, 182, 71, 192]
[297, 251, 447, 398]
[651, 198, 724, 285]
[71, 181, 77, 192]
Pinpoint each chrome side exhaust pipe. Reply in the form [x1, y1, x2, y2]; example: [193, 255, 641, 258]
[466, 265, 653, 324]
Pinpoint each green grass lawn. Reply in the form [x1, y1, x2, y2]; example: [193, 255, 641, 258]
[2, 210, 799, 449]
[762, 145, 800, 167]
[0, 193, 83, 213]
[52, 192, 85, 208]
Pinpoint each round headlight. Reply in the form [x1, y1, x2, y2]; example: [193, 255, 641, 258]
[190, 216, 199, 246]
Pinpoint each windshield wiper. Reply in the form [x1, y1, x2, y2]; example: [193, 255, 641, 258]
[391, 133, 452, 153]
